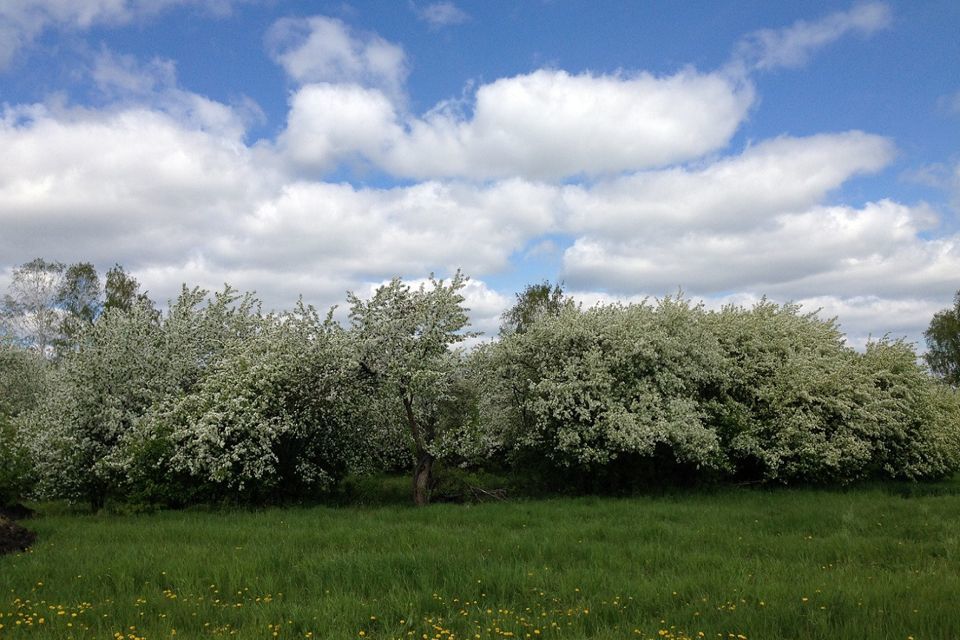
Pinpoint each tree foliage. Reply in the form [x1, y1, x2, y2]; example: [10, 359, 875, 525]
[145, 301, 361, 503]
[55, 262, 102, 353]
[487, 296, 960, 487]
[1, 259, 153, 359]
[348, 272, 474, 505]
[924, 292, 960, 386]
[9, 265, 960, 509]
[500, 280, 574, 336]
[1, 258, 66, 356]
[0, 341, 46, 506]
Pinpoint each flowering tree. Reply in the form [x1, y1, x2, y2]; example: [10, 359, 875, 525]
[23, 296, 163, 508]
[0, 341, 45, 506]
[348, 272, 474, 506]
[488, 294, 960, 488]
[151, 301, 361, 502]
[24, 286, 264, 508]
[490, 296, 728, 487]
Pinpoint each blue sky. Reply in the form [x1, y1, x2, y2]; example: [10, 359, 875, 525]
[1, 1, 959, 345]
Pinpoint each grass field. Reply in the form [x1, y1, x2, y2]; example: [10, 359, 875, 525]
[2, 479, 959, 640]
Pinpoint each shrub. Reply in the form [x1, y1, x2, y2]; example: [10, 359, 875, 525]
[145, 303, 359, 502]
[0, 343, 46, 506]
[487, 296, 960, 490]
[491, 296, 728, 479]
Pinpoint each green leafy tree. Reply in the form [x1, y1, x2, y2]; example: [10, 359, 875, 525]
[924, 292, 960, 386]
[104, 264, 154, 315]
[348, 272, 474, 506]
[55, 262, 102, 353]
[500, 280, 574, 336]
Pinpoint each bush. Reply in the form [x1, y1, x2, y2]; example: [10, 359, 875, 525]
[705, 300, 871, 483]
[144, 304, 359, 503]
[0, 421, 35, 508]
[0, 343, 45, 506]
[490, 296, 728, 478]
[486, 296, 960, 490]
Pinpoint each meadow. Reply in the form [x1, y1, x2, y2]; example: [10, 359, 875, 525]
[2, 479, 959, 640]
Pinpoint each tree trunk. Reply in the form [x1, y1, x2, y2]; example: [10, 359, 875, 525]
[413, 451, 434, 507]
[402, 391, 434, 507]
[89, 490, 105, 513]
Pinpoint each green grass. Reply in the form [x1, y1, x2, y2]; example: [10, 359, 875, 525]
[2, 480, 959, 640]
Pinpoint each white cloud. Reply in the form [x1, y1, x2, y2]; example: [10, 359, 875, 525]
[222, 178, 560, 279]
[561, 199, 955, 301]
[3, 97, 951, 347]
[791, 295, 942, 349]
[1, 6, 951, 352]
[563, 131, 894, 236]
[0, 0, 243, 68]
[731, 2, 892, 73]
[0, 100, 562, 313]
[281, 68, 755, 180]
[279, 84, 402, 172]
[414, 2, 469, 29]
[267, 16, 408, 97]
[0, 102, 271, 270]
[90, 49, 263, 138]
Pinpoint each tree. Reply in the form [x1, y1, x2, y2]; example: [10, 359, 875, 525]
[55, 262, 102, 353]
[491, 297, 727, 489]
[493, 281, 579, 443]
[23, 285, 257, 509]
[104, 264, 153, 315]
[348, 272, 474, 506]
[0, 341, 45, 507]
[1, 258, 66, 356]
[23, 297, 163, 509]
[500, 280, 574, 336]
[925, 292, 960, 386]
[152, 301, 359, 503]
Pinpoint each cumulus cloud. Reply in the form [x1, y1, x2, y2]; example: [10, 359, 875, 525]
[561, 200, 954, 300]
[562, 131, 895, 236]
[278, 83, 402, 172]
[731, 2, 892, 73]
[790, 295, 943, 349]
[0, 99, 561, 315]
[267, 15, 408, 97]
[414, 2, 469, 29]
[222, 178, 560, 279]
[282, 68, 755, 180]
[0, 104, 268, 267]
[0, 0, 242, 68]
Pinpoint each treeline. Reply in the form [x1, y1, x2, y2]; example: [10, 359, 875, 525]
[1, 260, 959, 509]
